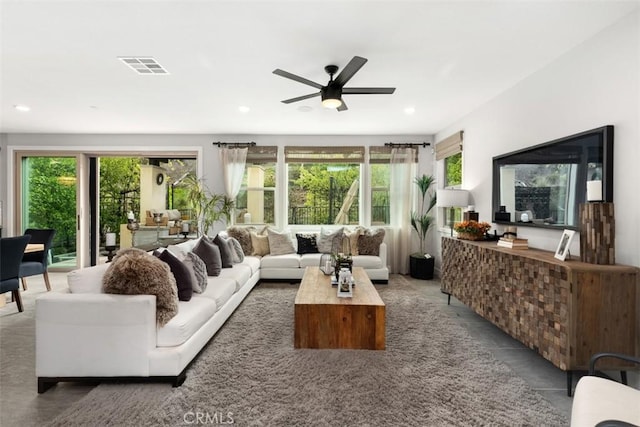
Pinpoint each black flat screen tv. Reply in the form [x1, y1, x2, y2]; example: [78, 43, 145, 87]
[492, 125, 613, 230]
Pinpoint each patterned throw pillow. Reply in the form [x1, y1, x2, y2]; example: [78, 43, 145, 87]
[358, 228, 386, 256]
[317, 227, 344, 254]
[227, 237, 245, 263]
[267, 229, 295, 256]
[296, 233, 319, 254]
[102, 248, 178, 327]
[250, 231, 270, 256]
[193, 238, 222, 276]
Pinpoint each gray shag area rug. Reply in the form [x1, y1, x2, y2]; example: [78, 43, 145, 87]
[47, 277, 567, 426]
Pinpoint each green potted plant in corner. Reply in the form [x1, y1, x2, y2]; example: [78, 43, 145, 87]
[183, 174, 234, 236]
[410, 174, 437, 279]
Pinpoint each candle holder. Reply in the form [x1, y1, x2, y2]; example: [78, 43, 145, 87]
[153, 213, 163, 243]
[126, 218, 139, 247]
[105, 245, 117, 262]
[181, 231, 189, 239]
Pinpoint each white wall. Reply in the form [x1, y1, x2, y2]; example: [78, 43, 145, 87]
[435, 10, 639, 267]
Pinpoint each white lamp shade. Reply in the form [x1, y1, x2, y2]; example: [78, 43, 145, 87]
[436, 189, 470, 208]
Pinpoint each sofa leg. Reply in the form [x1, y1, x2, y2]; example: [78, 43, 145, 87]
[172, 372, 186, 387]
[566, 370, 573, 397]
[38, 377, 58, 394]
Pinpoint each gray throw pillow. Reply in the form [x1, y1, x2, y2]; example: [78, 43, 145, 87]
[358, 228, 386, 256]
[227, 237, 245, 263]
[317, 227, 344, 253]
[267, 229, 295, 256]
[213, 235, 234, 268]
[181, 252, 208, 293]
[193, 238, 222, 276]
[102, 248, 178, 327]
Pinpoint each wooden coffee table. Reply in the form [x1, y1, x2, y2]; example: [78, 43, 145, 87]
[294, 266, 385, 350]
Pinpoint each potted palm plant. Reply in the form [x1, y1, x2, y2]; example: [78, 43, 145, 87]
[183, 174, 234, 236]
[410, 174, 437, 279]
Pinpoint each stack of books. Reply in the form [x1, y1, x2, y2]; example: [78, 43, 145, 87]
[497, 237, 529, 249]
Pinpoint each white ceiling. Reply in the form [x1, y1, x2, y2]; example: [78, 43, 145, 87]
[1, 0, 637, 135]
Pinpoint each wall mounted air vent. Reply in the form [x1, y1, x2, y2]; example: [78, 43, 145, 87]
[118, 57, 169, 75]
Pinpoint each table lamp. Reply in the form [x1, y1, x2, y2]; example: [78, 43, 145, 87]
[436, 189, 470, 236]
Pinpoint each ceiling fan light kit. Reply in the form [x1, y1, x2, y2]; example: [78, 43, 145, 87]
[273, 56, 395, 112]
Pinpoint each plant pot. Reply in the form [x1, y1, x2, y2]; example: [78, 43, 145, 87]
[409, 253, 435, 280]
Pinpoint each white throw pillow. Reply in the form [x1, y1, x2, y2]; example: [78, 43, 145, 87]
[317, 227, 344, 253]
[267, 229, 295, 256]
[67, 263, 110, 293]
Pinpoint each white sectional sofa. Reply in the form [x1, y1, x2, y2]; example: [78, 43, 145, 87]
[259, 243, 388, 283]
[36, 234, 387, 392]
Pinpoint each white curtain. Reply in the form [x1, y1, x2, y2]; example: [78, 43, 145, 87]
[221, 147, 248, 224]
[389, 147, 416, 274]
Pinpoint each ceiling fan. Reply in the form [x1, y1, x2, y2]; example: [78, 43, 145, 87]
[273, 56, 395, 111]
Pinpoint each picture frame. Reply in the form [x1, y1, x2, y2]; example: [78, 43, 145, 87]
[554, 229, 576, 261]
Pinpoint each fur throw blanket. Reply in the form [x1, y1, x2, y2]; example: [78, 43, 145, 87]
[102, 248, 178, 326]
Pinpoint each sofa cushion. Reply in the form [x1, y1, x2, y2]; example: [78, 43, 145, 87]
[157, 249, 193, 301]
[250, 231, 270, 256]
[199, 277, 237, 309]
[193, 238, 222, 276]
[300, 253, 323, 268]
[261, 253, 301, 269]
[173, 237, 200, 254]
[296, 233, 319, 255]
[317, 227, 344, 253]
[218, 263, 252, 292]
[240, 256, 261, 276]
[352, 255, 383, 269]
[102, 248, 178, 327]
[68, 263, 110, 293]
[267, 229, 295, 255]
[213, 235, 234, 268]
[358, 228, 385, 256]
[157, 296, 217, 347]
[227, 237, 245, 263]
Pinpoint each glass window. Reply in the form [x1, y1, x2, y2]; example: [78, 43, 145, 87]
[285, 146, 364, 225]
[235, 146, 277, 225]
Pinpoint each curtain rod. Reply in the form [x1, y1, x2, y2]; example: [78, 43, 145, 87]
[213, 141, 257, 148]
[385, 142, 430, 148]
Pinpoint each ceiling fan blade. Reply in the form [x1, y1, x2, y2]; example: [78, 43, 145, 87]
[333, 56, 368, 87]
[337, 100, 348, 112]
[281, 92, 320, 104]
[342, 87, 396, 94]
[273, 69, 323, 89]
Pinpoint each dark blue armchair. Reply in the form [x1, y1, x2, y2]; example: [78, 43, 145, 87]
[1, 235, 32, 312]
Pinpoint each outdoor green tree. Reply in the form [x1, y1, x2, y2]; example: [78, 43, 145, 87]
[24, 157, 77, 255]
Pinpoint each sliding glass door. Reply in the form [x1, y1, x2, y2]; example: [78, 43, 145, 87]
[19, 155, 80, 270]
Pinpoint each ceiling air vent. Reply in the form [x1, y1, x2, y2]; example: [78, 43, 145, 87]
[118, 57, 169, 75]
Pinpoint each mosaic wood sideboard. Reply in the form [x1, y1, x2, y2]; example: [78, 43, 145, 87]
[441, 237, 638, 377]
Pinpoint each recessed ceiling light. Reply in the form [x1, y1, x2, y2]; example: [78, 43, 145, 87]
[14, 104, 31, 112]
[404, 107, 416, 115]
[118, 57, 169, 75]
[238, 106, 250, 113]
